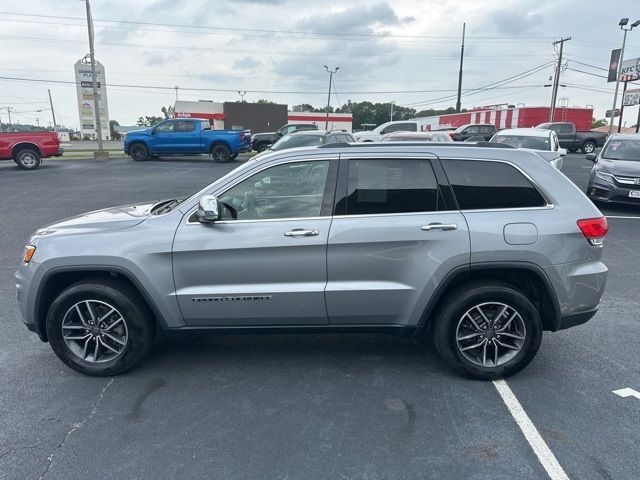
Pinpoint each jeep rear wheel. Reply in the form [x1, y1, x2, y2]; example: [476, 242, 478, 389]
[46, 279, 155, 376]
[130, 143, 149, 161]
[14, 148, 41, 170]
[432, 281, 542, 380]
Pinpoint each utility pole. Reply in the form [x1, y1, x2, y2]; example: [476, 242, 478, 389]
[6, 107, 13, 131]
[549, 37, 571, 122]
[390, 101, 395, 122]
[174, 86, 179, 101]
[455, 22, 466, 113]
[84, 0, 103, 151]
[238, 91, 246, 102]
[618, 81, 628, 132]
[323, 65, 339, 130]
[48, 89, 57, 131]
[36, 118, 40, 128]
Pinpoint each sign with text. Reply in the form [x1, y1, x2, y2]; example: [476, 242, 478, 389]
[623, 88, 640, 106]
[608, 49, 622, 82]
[619, 56, 640, 82]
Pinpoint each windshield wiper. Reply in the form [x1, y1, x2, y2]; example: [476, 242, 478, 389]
[152, 198, 180, 215]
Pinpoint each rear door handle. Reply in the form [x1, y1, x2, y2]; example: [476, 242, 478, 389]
[284, 228, 319, 237]
[421, 223, 458, 231]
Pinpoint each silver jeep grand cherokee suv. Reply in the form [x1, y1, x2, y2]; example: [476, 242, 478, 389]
[15, 143, 608, 379]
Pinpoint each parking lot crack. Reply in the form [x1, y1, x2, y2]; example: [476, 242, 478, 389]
[38, 378, 114, 480]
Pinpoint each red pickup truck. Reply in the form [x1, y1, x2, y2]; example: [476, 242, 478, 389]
[0, 132, 63, 170]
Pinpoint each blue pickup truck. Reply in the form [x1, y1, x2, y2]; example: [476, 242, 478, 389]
[123, 118, 251, 163]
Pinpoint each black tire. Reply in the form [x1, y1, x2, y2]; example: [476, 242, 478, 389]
[581, 141, 596, 154]
[230, 152, 238, 160]
[255, 143, 269, 153]
[46, 279, 155, 376]
[129, 143, 149, 161]
[211, 144, 231, 163]
[14, 148, 41, 170]
[431, 281, 542, 380]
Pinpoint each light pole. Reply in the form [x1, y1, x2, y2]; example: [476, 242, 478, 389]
[390, 101, 395, 122]
[608, 18, 640, 135]
[323, 65, 339, 130]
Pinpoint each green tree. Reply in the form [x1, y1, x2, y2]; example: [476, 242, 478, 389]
[592, 118, 607, 128]
[255, 99, 275, 104]
[137, 116, 163, 127]
[161, 105, 175, 119]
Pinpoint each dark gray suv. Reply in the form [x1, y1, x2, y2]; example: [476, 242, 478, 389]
[15, 143, 608, 379]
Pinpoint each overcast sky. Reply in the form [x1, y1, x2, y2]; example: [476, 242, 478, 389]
[1, 0, 640, 128]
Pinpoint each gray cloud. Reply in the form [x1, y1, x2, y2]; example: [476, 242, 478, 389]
[233, 56, 263, 69]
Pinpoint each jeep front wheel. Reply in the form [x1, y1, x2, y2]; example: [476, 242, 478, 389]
[46, 279, 155, 376]
[432, 281, 542, 380]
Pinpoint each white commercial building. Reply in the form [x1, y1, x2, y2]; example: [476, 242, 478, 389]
[74, 56, 110, 140]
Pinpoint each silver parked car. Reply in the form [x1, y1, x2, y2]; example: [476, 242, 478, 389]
[16, 143, 608, 379]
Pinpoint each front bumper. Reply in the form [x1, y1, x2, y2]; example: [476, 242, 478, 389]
[15, 260, 45, 340]
[587, 177, 640, 205]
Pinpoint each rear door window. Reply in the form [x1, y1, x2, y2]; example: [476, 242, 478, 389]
[175, 120, 196, 132]
[343, 159, 440, 215]
[441, 159, 546, 210]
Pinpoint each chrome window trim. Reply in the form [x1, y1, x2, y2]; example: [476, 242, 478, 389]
[186, 215, 331, 226]
[184, 157, 335, 225]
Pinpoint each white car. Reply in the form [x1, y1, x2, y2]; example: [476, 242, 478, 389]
[490, 128, 567, 169]
[354, 120, 420, 142]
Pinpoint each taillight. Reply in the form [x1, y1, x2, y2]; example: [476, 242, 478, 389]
[577, 217, 608, 246]
[240, 132, 246, 142]
[449, 132, 456, 140]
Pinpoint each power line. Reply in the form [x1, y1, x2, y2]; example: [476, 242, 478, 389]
[403, 62, 554, 108]
[0, 74, 545, 95]
[0, 11, 559, 41]
[0, 34, 554, 60]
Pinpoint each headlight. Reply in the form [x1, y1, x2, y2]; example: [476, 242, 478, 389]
[22, 245, 36, 263]
[595, 171, 615, 183]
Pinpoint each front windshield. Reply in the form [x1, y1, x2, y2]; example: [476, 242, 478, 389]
[602, 139, 640, 161]
[271, 134, 325, 151]
[493, 135, 550, 150]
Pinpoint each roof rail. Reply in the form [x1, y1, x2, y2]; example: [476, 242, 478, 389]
[318, 141, 515, 149]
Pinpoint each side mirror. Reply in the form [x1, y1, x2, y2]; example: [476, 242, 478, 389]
[558, 148, 567, 156]
[585, 153, 597, 162]
[196, 195, 220, 223]
[150, 129, 156, 135]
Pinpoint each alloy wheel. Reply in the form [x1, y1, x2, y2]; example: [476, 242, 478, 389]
[455, 302, 526, 367]
[61, 300, 129, 363]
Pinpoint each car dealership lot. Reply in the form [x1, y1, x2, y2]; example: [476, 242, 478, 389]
[1, 153, 639, 479]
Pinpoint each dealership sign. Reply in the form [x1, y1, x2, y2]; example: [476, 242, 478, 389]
[619, 56, 640, 82]
[74, 56, 110, 140]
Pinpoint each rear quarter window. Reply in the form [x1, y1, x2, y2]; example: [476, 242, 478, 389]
[441, 159, 547, 210]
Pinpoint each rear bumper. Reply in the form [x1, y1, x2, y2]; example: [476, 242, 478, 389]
[542, 260, 608, 331]
[238, 145, 252, 153]
[54, 147, 64, 157]
[556, 307, 598, 330]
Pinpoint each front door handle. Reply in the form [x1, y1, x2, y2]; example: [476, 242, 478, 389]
[284, 228, 319, 237]
[421, 223, 458, 231]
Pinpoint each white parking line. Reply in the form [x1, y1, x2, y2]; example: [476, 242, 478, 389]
[493, 380, 570, 480]
[613, 388, 640, 400]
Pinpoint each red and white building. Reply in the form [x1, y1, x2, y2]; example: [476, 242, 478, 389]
[286, 111, 353, 132]
[414, 105, 594, 132]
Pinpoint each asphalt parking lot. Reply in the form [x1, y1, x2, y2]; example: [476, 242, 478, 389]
[1, 152, 639, 480]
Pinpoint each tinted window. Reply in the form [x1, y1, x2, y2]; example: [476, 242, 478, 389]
[466, 126, 480, 134]
[271, 134, 325, 151]
[492, 135, 551, 150]
[558, 124, 573, 133]
[218, 161, 330, 220]
[386, 123, 417, 133]
[442, 160, 546, 209]
[344, 134, 355, 142]
[481, 125, 496, 133]
[155, 121, 174, 133]
[345, 159, 439, 215]
[175, 120, 196, 132]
